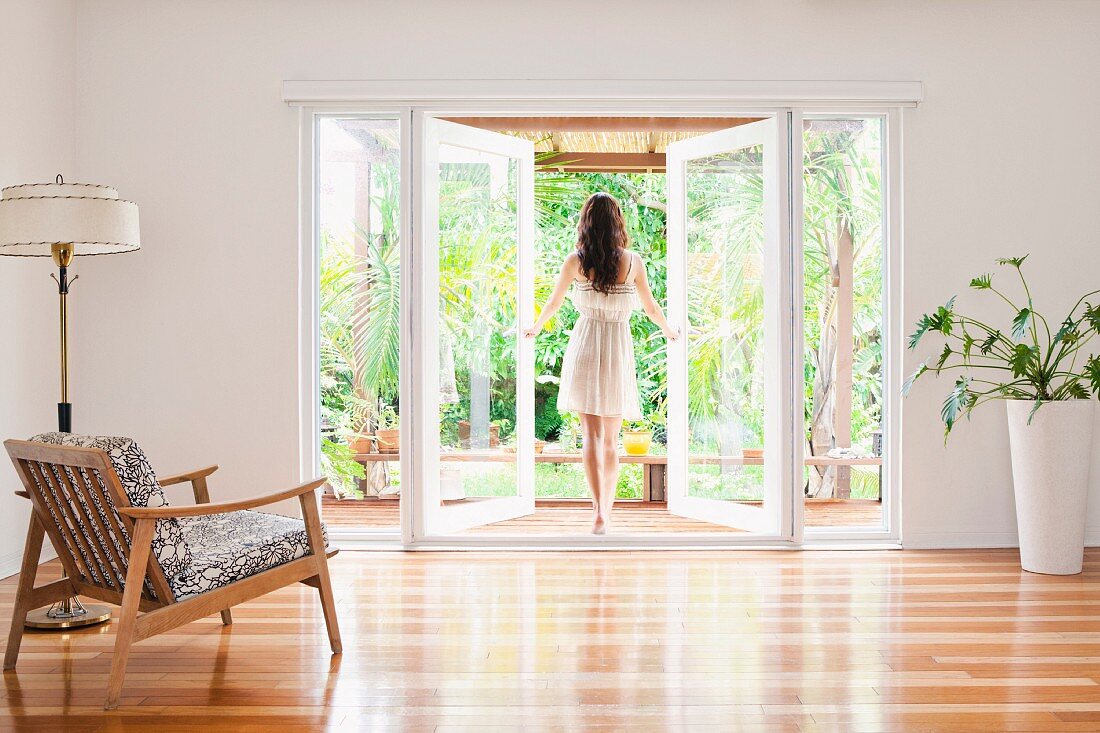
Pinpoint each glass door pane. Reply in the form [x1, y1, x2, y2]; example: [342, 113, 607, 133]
[418, 118, 535, 537]
[802, 117, 886, 531]
[316, 116, 402, 532]
[666, 117, 792, 536]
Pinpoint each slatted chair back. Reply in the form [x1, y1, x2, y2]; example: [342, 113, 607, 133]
[4, 440, 174, 605]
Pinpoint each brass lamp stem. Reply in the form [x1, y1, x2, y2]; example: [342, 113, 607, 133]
[50, 242, 75, 433]
[59, 277, 68, 403]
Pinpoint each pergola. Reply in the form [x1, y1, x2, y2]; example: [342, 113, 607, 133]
[442, 116, 759, 173]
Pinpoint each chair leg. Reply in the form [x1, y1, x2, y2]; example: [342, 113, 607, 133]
[105, 519, 153, 710]
[219, 609, 233, 625]
[299, 492, 341, 654]
[314, 564, 342, 654]
[4, 514, 46, 670]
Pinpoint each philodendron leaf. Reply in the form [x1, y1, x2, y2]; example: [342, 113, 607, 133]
[941, 376, 972, 437]
[926, 296, 957, 337]
[969, 273, 993, 290]
[1053, 317, 1080, 346]
[908, 314, 932, 350]
[996, 255, 1029, 269]
[1009, 343, 1039, 378]
[1027, 399, 1044, 424]
[1064, 379, 1089, 399]
[1085, 355, 1100, 396]
[936, 343, 953, 369]
[1085, 303, 1100, 333]
[902, 362, 928, 397]
[1011, 308, 1032, 341]
[962, 332, 975, 359]
[980, 331, 1000, 355]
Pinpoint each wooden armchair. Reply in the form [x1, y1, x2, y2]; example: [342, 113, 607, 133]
[3, 433, 341, 709]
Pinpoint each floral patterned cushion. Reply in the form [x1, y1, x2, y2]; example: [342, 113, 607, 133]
[29, 433, 193, 583]
[170, 510, 327, 600]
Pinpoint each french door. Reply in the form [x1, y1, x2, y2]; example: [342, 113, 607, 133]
[665, 116, 796, 538]
[415, 117, 536, 536]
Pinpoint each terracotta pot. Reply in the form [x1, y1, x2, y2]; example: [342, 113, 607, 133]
[534, 440, 546, 455]
[622, 430, 653, 456]
[457, 420, 500, 447]
[375, 428, 400, 454]
[347, 435, 373, 455]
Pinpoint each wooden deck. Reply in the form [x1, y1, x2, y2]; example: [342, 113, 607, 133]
[5, 549, 1100, 730]
[320, 495, 884, 533]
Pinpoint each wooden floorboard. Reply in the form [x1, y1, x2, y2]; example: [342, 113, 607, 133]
[4, 549, 1100, 730]
[320, 496, 884, 533]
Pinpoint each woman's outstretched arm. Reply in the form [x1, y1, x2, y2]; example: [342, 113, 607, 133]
[634, 254, 680, 340]
[523, 254, 579, 338]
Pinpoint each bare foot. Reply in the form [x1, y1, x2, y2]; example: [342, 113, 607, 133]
[591, 513, 607, 535]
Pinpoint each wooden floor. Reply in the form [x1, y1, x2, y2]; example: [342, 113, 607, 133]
[5, 550, 1100, 730]
[321, 496, 884, 533]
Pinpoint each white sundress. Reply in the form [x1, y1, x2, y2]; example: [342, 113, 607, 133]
[556, 269, 642, 420]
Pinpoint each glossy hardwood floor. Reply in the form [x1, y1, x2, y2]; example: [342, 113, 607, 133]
[4, 549, 1100, 731]
[320, 496, 885, 532]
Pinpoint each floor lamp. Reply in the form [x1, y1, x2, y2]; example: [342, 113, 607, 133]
[0, 175, 141, 629]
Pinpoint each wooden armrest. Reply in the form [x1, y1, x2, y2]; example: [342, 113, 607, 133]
[159, 465, 219, 487]
[119, 478, 326, 519]
[15, 490, 29, 499]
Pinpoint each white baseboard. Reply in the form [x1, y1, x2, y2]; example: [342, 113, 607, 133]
[0, 546, 58, 581]
[904, 529, 1100, 549]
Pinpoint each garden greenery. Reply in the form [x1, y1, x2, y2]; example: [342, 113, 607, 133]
[905, 255, 1100, 437]
[319, 121, 886, 499]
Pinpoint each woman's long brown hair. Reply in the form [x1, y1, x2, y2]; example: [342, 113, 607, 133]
[575, 192, 630, 294]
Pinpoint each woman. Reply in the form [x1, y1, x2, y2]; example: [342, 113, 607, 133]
[524, 193, 678, 534]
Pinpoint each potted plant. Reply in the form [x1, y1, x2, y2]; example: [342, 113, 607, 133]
[623, 411, 665, 456]
[457, 419, 501, 448]
[905, 255, 1099, 574]
[559, 412, 580, 452]
[374, 405, 400, 454]
[321, 438, 366, 500]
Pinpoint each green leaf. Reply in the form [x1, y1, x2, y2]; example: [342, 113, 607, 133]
[1009, 343, 1039, 378]
[1027, 399, 1044, 424]
[1084, 302, 1100, 333]
[1085, 355, 1100, 396]
[936, 343, 953, 369]
[1053, 317, 1080, 346]
[1064, 379, 1089, 399]
[902, 362, 928, 397]
[1011, 308, 1032, 341]
[926, 296, 957, 338]
[961, 332, 975, 359]
[980, 331, 1000, 355]
[908, 314, 932, 350]
[969, 273, 993, 290]
[996, 255, 1029, 269]
[941, 377, 972, 436]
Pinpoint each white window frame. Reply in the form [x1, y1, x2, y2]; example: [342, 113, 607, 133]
[289, 81, 918, 549]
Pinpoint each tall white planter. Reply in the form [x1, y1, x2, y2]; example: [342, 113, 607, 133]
[1006, 400, 1095, 575]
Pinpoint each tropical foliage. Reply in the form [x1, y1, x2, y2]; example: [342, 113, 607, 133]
[905, 255, 1100, 437]
[318, 120, 886, 500]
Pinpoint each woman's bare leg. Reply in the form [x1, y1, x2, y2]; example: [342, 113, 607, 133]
[579, 413, 606, 533]
[597, 416, 623, 530]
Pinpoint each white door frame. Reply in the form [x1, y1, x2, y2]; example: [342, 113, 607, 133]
[288, 81, 917, 549]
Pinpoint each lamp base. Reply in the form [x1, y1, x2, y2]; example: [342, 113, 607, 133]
[24, 596, 112, 630]
[58, 402, 71, 433]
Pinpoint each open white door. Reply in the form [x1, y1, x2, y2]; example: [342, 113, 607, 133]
[417, 118, 536, 537]
[665, 117, 794, 537]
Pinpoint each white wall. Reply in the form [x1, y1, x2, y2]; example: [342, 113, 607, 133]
[0, 0, 76, 574]
[55, 0, 1100, 547]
